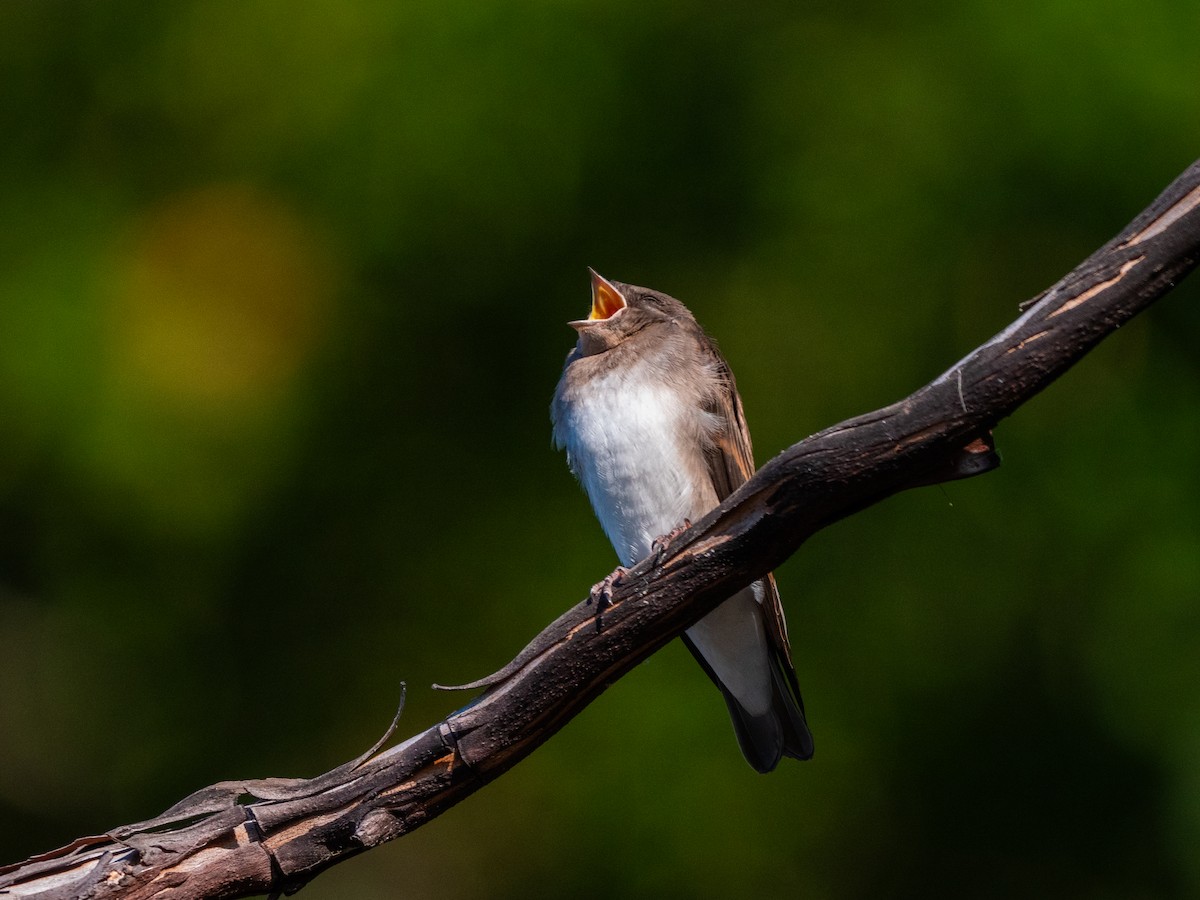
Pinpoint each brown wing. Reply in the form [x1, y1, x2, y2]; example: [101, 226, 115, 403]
[700, 346, 793, 658]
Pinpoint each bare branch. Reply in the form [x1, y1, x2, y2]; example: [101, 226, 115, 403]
[3, 160, 1199, 900]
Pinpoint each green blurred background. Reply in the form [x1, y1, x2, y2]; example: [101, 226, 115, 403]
[2, 2, 1199, 897]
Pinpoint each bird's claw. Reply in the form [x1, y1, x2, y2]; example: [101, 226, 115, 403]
[584, 518, 692, 634]
[651, 518, 692, 564]
[587, 567, 628, 633]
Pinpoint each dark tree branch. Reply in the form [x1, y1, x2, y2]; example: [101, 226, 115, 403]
[4, 160, 1200, 899]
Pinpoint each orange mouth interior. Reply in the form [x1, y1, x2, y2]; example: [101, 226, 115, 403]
[589, 275, 626, 320]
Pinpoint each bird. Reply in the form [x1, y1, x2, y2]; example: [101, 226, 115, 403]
[551, 269, 814, 772]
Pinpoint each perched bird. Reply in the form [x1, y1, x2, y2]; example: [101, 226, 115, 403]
[551, 270, 814, 772]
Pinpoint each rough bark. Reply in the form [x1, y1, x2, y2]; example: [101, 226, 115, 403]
[3, 160, 1199, 900]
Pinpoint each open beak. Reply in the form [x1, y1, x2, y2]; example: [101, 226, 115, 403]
[587, 268, 626, 320]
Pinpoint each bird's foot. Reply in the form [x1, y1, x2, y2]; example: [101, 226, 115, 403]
[587, 567, 628, 633]
[651, 518, 692, 565]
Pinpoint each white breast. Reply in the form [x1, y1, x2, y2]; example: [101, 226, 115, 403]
[554, 363, 718, 568]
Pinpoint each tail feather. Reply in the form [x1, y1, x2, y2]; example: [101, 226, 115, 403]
[682, 633, 814, 773]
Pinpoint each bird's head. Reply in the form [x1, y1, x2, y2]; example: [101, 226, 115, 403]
[570, 269, 693, 357]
